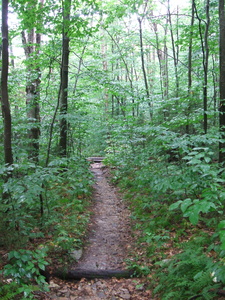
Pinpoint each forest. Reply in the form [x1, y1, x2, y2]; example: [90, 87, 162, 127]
[1, 0, 225, 299]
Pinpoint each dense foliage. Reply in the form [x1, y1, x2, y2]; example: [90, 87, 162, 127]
[1, 0, 225, 298]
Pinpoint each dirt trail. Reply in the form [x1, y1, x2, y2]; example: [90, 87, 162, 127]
[45, 162, 153, 300]
[75, 162, 130, 271]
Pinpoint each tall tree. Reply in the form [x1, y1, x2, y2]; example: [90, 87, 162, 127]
[150, 11, 169, 107]
[1, 0, 13, 167]
[59, 0, 72, 157]
[138, 17, 152, 119]
[194, 0, 210, 134]
[167, 0, 179, 97]
[20, 0, 43, 163]
[219, 0, 225, 163]
[186, 0, 195, 134]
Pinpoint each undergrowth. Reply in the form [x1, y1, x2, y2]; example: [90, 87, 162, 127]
[105, 126, 225, 300]
[0, 156, 93, 298]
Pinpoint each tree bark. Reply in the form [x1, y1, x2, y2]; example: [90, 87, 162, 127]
[219, 0, 225, 163]
[21, 0, 42, 163]
[1, 0, 13, 167]
[138, 17, 152, 120]
[203, 0, 210, 134]
[167, 0, 179, 97]
[186, 0, 195, 134]
[150, 11, 169, 119]
[59, 0, 71, 157]
[193, 0, 210, 134]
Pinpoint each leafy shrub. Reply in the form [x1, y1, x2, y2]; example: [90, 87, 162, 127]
[1, 249, 49, 299]
[3, 249, 49, 286]
[105, 125, 225, 299]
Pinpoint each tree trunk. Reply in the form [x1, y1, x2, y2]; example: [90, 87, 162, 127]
[138, 17, 152, 120]
[150, 11, 169, 119]
[1, 0, 13, 167]
[21, 27, 41, 163]
[186, 0, 195, 134]
[203, 0, 210, 134]
[167, 0, 179, 97]
[219, 0, 225, 163]
[194, 0, 210, 134]
[106, 29, 134, 117]
[59, 0, 71, 157]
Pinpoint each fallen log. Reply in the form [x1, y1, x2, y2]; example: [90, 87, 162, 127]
[53, 268, 134, 280]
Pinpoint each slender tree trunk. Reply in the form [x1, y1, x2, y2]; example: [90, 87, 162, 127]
[186, 0, 195, 134]
[203, 0, 210, 134]
[59, 0, 71, 157]
[212, 55, 218, 125]
[111, 42, 115, 117]
[167, 0, 179, 97]
[151, 12, 169, 118]
[194, 0, 210, 134]
[101, 41, 109, 117]
[138, 17, 152, 120]
[151, 14, 164, 100]
[106, 30, 134, 117]
[73, 39, 88, 95]
[163, 27, 169, 100]
[1, 0, 13, 167]
[219, 0, 225, 163]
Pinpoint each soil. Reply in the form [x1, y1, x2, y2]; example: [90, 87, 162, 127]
[74, 162, 131, 271]
[40, 162, 154, 299]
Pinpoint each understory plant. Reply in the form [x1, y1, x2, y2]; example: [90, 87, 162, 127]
[153, 245, 220, 300]
[0, 156, 93, 298]
[0, 156, 93, 248]
[105, 125, 225, 299]
[1, 249, 49, 299]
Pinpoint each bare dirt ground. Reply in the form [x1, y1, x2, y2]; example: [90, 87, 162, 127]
[41, 162, 153, 299]
[74, 162, 131, 271]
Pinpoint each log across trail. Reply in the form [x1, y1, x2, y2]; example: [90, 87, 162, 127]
[48, 160, 153, 299]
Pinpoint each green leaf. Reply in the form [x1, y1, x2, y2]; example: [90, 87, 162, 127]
[180, 198, 192, 213]
[187, 211, 199, 225]
[219, 227, 225, 250]
[38, 263, 46, 271]
[187, 158, 202, 165]
[204, 156, 211, 163]
[169, 200, 182, 211]
[219, 220, 225, 230]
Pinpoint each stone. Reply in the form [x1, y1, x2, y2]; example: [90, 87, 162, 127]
[70, 249, 83, 260]
[118, 288, 131, 299]
[96, 291, 106, 298]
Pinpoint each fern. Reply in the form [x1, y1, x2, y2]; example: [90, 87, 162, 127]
[0, 282, 22, 300]
[153, 246, 221, 299]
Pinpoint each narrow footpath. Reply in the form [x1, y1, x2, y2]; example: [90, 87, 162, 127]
[75, 161, 131, 271]
[45, 162, 153, 300]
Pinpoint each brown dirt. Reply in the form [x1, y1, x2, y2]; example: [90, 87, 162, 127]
[40, 162, 154, 299]
[74, 162, 131, 271]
